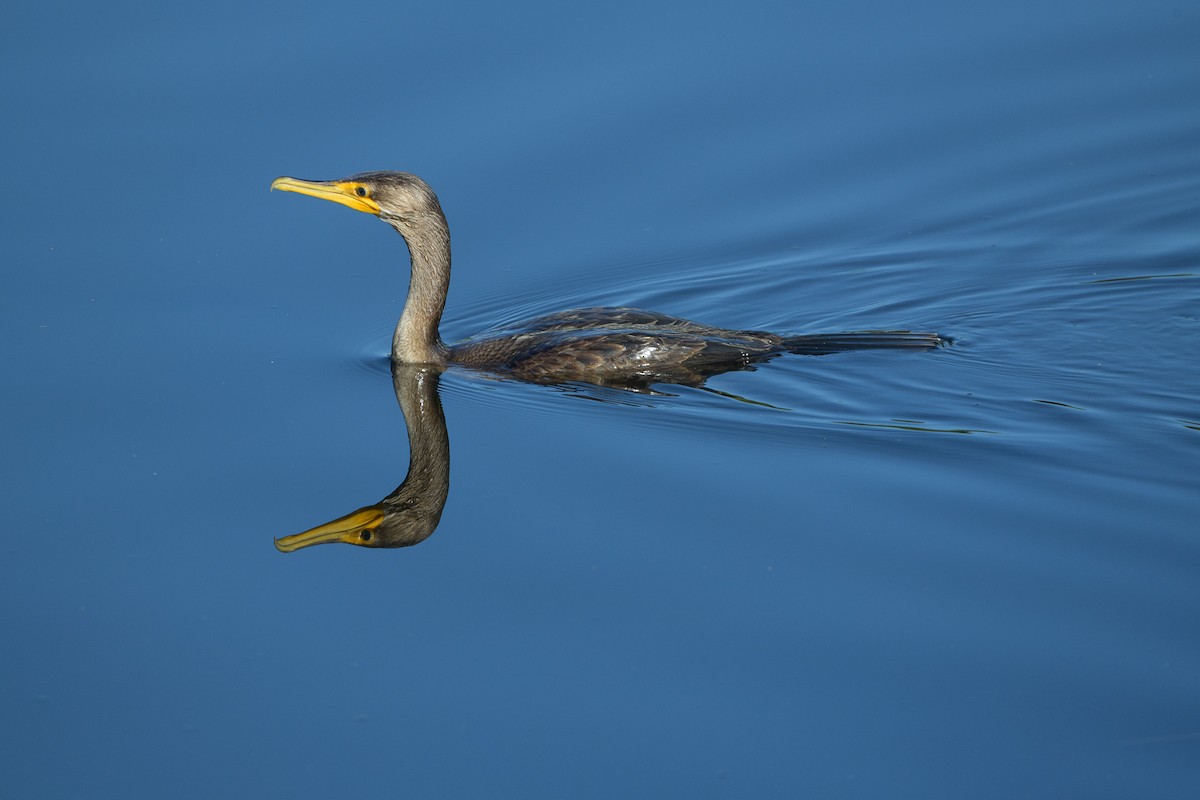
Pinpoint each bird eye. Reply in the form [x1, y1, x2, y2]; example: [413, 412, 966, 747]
[355, 186, 368, 197]
[359, 530, 372, 541]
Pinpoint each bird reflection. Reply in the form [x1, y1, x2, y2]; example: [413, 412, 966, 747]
[275, 364, 449, 552]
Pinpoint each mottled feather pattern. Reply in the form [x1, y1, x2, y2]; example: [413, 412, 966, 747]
[448, 306, 941, 388]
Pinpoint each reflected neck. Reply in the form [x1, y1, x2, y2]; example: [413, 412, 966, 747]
[380, 365, 449, 546]
[387, 212, 451, 365]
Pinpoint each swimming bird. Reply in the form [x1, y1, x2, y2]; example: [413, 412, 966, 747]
[271, 171, 942, 389]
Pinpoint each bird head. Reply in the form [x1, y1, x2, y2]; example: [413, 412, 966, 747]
[270, 171, 441, 223]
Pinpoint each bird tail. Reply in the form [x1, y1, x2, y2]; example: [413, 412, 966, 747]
[781, 330, 947, 355]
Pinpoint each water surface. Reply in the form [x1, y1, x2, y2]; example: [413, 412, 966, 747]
[3, 1, 1198, 797]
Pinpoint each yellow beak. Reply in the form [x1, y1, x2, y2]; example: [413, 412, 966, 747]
[275, 505, 386, 552]
[270, 176, 381, 215]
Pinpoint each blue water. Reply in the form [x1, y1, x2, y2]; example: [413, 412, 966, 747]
[4, 1, 1199, 797]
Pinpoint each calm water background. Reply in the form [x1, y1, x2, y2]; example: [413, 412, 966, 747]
[4, 1, 1198, 797]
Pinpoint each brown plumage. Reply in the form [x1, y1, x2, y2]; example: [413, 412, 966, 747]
[271, 171, 944, 389]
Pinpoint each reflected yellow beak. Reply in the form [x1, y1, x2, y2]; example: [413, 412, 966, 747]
[275, 505, 386, 552]
[270, 176, 381, 215]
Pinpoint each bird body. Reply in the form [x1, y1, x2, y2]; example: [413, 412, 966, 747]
[271, 171, 942, 389]
[450, 306, 939, 388]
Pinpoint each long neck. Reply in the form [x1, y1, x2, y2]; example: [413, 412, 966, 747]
[389, 211, 451, 364]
